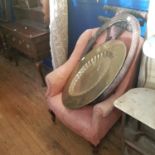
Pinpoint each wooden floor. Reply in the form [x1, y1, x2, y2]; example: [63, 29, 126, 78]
[0, 53, 122, 155]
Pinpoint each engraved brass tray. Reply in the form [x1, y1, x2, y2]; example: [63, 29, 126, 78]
[62, 40, 127, 109]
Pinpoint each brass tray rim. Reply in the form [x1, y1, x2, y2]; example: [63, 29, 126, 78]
[62, 40, 127, 109]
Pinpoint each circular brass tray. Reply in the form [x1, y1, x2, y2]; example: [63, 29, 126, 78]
[62, 40, 127, 109]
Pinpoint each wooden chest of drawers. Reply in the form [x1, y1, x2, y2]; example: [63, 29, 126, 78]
[0, 22, 50, 61]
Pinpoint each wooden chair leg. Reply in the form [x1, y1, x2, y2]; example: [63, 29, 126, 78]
[11, 48, 19, 66]
[35, 61, 46, 86]
[48, 109, 56, 123]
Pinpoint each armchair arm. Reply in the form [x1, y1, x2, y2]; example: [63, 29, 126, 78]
[45, 29, 97, 97]
[93, 35, 144, 118]
[93, 71, 132, 119]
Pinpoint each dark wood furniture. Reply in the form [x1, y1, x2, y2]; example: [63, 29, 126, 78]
[0, 22, 49, 61]
[0, 0, 50, 84]
[0, 22, 49, 85]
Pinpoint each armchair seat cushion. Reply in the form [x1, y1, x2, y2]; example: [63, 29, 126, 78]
[47, 93, 121, 145]
[46, 28, 144, 146]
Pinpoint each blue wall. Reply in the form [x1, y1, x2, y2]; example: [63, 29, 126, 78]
[68, 0, 149, 54]
[0, 0, 14, 21]
[99, 0, 148, 11]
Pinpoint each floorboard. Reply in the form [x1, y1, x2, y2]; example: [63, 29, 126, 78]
[0, 54, 122, 155]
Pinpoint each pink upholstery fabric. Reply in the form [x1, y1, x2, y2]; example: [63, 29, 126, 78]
[46, 28, 144, 146]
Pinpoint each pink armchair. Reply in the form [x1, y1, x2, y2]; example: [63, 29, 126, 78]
[45, 28, 144, 147]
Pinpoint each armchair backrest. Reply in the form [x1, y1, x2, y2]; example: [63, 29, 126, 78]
[46, 28, 144, 102]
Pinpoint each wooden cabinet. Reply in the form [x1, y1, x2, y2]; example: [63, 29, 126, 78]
[0, 0, 50, 84]
[0, 22, 49, 61]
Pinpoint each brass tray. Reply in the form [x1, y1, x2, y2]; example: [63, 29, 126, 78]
[62, 40, 127, 109]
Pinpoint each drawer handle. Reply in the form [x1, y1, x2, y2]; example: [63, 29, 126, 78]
[12, 37, 16, 42]
[19, 40, 22, 45]
[26, 44, 30, 49]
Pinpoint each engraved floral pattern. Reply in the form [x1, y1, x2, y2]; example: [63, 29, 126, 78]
[49, 0, 68, 69]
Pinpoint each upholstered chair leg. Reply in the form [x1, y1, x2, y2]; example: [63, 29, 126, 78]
[92, 143, 100, 155]
[48, 109, 56, 123]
